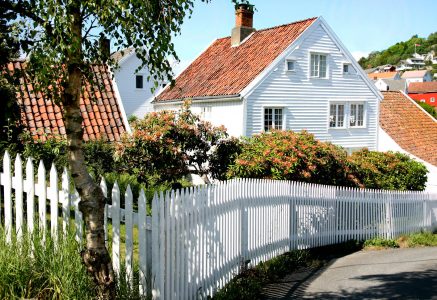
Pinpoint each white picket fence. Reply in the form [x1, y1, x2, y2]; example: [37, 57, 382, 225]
[1, 150, 437, 299]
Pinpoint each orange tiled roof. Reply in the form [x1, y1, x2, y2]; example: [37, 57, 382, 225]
[367, 72, 398, 80]
[408, 81, 437, 93]
[380, 91, 437, 166]
[156, 17, 317, 102]
[6, 61, 127, 142]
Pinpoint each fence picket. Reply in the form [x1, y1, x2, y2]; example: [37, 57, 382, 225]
[37, 160, 46, 239]
[138, 189, 147, 296]
[26, 157, 35, 233]
[111, 181, 121, 276]
[125, 184, 134, 286]
[61, 168, 70, 234]
[49, 164, 58, 238]
[14, 154, 23, 239]
[3, 151, 12, 242]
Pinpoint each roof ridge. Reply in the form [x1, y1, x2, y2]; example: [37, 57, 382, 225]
[216, 16, 318, 41]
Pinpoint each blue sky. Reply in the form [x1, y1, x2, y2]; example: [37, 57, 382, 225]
[172, 0, 437, 72]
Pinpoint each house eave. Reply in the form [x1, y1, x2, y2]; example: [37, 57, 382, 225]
[153, 94, 241, 105]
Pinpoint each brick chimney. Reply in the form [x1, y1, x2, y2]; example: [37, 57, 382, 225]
[231, 3, 255, 47]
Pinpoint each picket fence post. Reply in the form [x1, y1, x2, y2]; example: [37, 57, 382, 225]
[3, 151, 12, 242]
[25, 157, 35, 233]
[14, 154, 23, 239]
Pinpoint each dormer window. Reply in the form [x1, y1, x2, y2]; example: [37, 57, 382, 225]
[286, 60, 295, 72]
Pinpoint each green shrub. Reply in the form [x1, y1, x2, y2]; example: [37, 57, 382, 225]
[209, 137, 242, 181]
[227, 130, 360, 187]
[115, 102, 228, 185]
[348, 149, 428, 190]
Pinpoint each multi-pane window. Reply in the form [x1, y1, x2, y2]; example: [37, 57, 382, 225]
[349, 103, 364, 127]
[310, 54, 327, 78]
[329, 104, 345, 128]
[136, 75, 143, 89]
[264, 108, 283, 131]
[200, 106, 212, 119]
[330, 102, 365, 128]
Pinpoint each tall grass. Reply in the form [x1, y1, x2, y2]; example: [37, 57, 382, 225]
[0, 227, 95, 299]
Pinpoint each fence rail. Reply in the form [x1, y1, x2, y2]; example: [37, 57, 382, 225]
[1, 151, 437, 299]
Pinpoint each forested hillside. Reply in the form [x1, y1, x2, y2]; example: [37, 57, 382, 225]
[358, 32, 437, 69]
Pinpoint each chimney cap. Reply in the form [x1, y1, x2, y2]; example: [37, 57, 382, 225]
[234, 1, 255, 12]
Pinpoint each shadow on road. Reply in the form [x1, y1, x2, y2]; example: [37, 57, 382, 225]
[304, 268, 437, 299]
[264, 267, 437, 299]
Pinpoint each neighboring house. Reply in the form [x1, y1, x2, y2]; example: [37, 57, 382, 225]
[374, 78, 407, 93]
[408, 81, 437, 107]
[378, 91, 437, 192]
[6, 61, 130, 142]
[401, 70, 432, 85]
[154, 5, 382, 151]
[367, 71, 400, 81]
[111, 48, 161, 118]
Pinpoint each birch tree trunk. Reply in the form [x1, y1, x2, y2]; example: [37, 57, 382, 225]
[62, 4, 115, 299]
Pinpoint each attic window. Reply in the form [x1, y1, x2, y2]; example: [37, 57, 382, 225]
[286, 60, 295, 72]
[136, 75, 144, 89]
[310, 53, 327, 78]
[343, 63, 352, 75]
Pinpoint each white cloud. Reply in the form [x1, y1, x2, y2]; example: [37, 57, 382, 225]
[351, 51, 370, 61]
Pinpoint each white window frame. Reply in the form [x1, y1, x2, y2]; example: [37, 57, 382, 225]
[263, 107, 285, 131]
[329, 101, 367, 129]
[420, 99, 426, 103]
[285, 59, 295, 72]
[343, 63, 353, 75]
[310, 52, 328, 79]
[431, 97, 435, 103]
[329, 103, 346, 128]
[135, 74, 144, 90]
[200, 106, 212, 119]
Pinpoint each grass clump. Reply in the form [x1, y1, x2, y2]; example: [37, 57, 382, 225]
[398, 231, 437, 247]
[0, 228, 95, 299]
[364, 237, 399, 249]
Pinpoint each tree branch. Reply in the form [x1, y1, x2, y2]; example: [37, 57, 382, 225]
[1, 0, 55, 38]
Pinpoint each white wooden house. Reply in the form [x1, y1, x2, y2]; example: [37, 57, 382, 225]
[154, 5, 382, 151]
[111, 48, 159, 117]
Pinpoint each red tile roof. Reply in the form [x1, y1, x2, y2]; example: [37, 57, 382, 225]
[380, 91, 437, 166]
[156, 17, 317, 102]
[408, 81, 437, 93]
[6, 61, 127, 142]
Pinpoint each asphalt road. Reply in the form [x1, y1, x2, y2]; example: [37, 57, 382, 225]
[262, 247, 437, 299]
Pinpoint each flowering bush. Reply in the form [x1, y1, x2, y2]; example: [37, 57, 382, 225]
[227, 130, 360, 187]
[348, 149, 427, 190]
[115, 102, 229, 185]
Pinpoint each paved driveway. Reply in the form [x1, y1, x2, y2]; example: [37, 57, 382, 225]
[262, 247, 437, 299]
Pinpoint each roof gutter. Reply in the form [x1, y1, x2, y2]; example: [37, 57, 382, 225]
[152, 94, 241, 105]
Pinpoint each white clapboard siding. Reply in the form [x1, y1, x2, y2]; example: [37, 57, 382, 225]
[1, 151, 437, 300]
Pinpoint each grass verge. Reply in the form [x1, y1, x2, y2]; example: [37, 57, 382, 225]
[364, 231, 437, 249]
